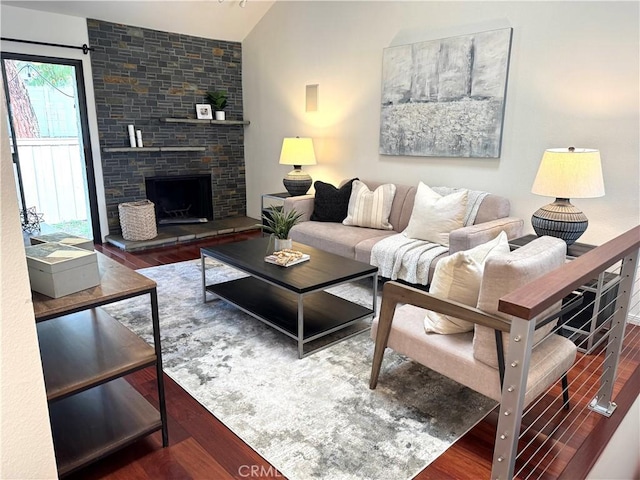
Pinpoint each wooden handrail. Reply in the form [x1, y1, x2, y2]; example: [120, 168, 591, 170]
[499, 226, 640, 320]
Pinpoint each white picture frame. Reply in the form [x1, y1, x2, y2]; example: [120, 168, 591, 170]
[196, 104, 213, 120]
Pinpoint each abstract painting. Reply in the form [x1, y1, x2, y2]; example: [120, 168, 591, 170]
[379, 28, 513, 158]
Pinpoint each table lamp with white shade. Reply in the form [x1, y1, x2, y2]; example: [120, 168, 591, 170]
[531, 147, 605, 245]
[279, 137, 316, 196]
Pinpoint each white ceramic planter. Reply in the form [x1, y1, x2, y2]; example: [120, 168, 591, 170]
[215, 111, 226, 121]
[274, 238, 292, 251]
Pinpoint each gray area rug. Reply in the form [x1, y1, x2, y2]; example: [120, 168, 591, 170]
[104, 258, 496, 479]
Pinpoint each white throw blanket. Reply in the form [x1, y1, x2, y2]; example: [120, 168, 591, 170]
[370, 188, 489, 285]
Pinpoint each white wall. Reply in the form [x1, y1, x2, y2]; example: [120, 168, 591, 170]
[1, 4, 110, 242]
[0, 80, 58, 479]
[243, 1, 639, 249]
[588, 397, 640, 480]
[243, 2, 639, 476]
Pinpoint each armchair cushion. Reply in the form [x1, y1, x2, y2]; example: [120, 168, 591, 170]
[402, 182, 467, 246]
[372, 303, 576, 404]
[473, 236, 567, 368]
[424, 231, 510, 334]
[343, 180, 396, 230]
[310, 178, 358, 222]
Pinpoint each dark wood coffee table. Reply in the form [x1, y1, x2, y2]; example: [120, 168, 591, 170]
[201, 237, 378, 358]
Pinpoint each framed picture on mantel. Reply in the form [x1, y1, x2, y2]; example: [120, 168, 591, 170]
[196, 104, 213, 120]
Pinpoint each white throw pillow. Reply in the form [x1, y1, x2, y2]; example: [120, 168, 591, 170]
[403, 182, 467, 246]
[424, 231, 510, 334]
[342, 180, 396, 230]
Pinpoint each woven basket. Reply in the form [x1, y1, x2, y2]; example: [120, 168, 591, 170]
[118, 200, 158, 241]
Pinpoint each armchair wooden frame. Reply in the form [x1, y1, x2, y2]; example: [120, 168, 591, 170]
[370, 280, 577, 408]
[370, 281, 506, 389]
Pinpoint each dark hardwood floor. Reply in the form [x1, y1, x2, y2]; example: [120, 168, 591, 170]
[70, 232, 639, 480]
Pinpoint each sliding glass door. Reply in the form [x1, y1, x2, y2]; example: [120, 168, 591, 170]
[1, 53, 100, 242]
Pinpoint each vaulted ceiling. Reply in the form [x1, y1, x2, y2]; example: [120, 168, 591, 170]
[3, 0, 276, 42]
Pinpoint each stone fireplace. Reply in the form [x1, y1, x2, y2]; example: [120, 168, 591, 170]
[87, 19, 246, 235]
[145, 175, 213, 224]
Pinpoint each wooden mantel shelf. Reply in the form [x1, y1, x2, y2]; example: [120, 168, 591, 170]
[103, 146, 206, 153]
[159, 118, 250, 126]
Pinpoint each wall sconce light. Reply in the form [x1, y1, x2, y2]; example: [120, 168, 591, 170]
[306, 84, 318, 112]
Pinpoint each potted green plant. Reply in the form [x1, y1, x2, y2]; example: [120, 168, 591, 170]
[261, 207, 302, 251]
[206, 90, 228, 120]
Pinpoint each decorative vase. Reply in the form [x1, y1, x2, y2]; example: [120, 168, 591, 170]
[274, 238, 292, 251]
[215, 111, 225, 121]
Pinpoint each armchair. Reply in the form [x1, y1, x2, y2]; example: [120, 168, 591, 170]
[370, 236, 578, 408]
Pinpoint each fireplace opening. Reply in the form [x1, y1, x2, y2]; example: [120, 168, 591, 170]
[145, 175, 213, 225]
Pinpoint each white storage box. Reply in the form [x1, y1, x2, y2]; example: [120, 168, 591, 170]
[25, 242, 100, 298]
[30, 231, 94, 251]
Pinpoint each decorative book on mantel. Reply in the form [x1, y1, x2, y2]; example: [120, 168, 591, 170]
[265, 249, 310, 267]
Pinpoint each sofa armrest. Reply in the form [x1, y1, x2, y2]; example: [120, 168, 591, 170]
[449, 217, 524, 254]
[283, 195, 315, 222]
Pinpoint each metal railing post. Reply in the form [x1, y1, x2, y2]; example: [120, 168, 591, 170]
[589, 251, 638, 417]
[491, 317, 536, 480]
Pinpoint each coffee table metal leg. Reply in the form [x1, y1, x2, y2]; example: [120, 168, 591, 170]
[297, 295, 304, 359]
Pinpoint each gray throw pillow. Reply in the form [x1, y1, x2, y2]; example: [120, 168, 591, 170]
[310, 178, 358, 222]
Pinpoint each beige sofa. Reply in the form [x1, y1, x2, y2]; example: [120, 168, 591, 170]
[284, 179, 524, 284]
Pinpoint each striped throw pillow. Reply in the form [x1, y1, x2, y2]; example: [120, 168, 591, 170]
[342, 180, 396, 230]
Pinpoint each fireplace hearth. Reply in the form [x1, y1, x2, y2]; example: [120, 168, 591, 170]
[145, 175, 213, 225]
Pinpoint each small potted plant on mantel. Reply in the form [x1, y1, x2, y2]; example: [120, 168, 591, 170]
[260, 207, 302, 251]
[206, 90, 228, 121]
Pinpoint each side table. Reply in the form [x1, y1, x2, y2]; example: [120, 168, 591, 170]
[260, 192, 291, 234]
[509, 234, 622, 353]
[261, 192, 291, 213]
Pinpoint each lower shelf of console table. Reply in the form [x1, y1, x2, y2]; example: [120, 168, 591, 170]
[49, 378, 163, 476]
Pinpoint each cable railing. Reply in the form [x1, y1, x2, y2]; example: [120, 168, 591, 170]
[492, 226, 640, 479]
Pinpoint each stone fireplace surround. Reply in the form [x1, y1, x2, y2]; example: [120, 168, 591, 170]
[87, 19, 248, 239]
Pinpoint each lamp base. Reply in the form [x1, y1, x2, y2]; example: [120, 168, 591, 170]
[283, 168, 312, 196]
[531, 198, 588, 246]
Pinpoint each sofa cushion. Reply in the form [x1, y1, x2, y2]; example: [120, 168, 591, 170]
[424, 231, 510, 334]
[310, 178, 358, 222]
[474, 194, 511, 224]
[473, 236, 567, 368]
[357, 180, 416, 233]
[403, 182, 468, 246]
[343, 180, 396, 230]
[290, 221, 393, 259]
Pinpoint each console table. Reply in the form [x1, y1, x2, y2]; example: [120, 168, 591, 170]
[32, 252, 168, 477]
[509, 235, 621, 353]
